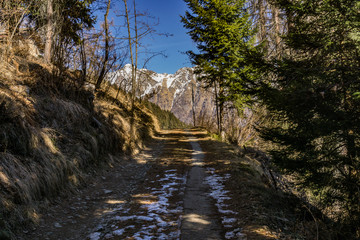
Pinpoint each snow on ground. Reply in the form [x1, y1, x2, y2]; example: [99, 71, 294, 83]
[89, 169, 186, 240]
[205, 168, 245, 239]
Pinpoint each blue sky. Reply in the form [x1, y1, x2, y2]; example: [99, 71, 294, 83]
[102, 0, 197, 74]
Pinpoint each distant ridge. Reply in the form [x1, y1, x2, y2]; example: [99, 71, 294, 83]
[107, 65, 217, 127]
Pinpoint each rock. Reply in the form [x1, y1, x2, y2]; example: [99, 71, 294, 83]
[95, 224, 104, 231]
[89, 232, 101, 240]
[104, 233, 113, 239]
[54, 222, 62, 228]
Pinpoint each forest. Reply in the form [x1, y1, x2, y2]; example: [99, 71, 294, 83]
[182, 0, 360, 238]
[0, 0, 359, 239]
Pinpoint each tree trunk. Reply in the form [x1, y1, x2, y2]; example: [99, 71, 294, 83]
[44, 0, 53, 63]
[214, 81, 220, 134]
[95, 0, 111, 91]
[124, 0, 136, 109]
[219, 85, 224, 135]
[134, 0, 139, 100]
[124, 0, 137, 145]
[191, 82, 196, 127]
[258, 0, 266, 45]
[80, 36, 87, 84]
[272, 6, 281, 57]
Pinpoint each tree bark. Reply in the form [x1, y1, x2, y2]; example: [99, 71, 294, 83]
[191, 82, 196, 127]
[219, 85, 224, 135]
[134, 0, 139, 100]
[214, 81, 220, 134]
[258, 0, 266, 44]
[124, 0, 136, 109]
[80, 34, 87, 84]
[272, 6, 281, 57]
[44, 0, 53, 63]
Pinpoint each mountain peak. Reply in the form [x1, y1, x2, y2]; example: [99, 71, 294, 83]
[107, 65, 213, 126]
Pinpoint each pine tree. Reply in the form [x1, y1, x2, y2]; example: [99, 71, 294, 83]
[181, 0, 259, 134]
[260, 0, 360, 236]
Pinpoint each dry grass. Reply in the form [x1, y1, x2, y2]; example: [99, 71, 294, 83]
[0, 55, 160, 238]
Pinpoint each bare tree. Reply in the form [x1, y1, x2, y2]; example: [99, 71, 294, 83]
[258, 0, 266, 46]
[121, 0, 163, 106]
[123, 0, 136, 108]
[271, 5, 281, 57]
[95, 0, 111, 91]
[0, 0, 31, 56]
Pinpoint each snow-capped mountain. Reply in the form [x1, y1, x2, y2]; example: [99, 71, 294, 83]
[107, 64, 216, 126]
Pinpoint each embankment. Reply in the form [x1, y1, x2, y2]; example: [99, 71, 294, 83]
[0, 58, 160, 238]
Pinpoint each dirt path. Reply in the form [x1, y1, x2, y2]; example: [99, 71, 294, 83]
[181, 134, 222, 239]
[19, 129, 246, 240]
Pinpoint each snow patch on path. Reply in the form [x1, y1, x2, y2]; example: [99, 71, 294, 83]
[89, 169, 186, 239]
[205, 168, 245, 239]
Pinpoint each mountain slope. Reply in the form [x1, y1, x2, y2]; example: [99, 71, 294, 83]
[109, 65, 217, 127]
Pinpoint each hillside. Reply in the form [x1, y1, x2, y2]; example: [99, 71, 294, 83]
[0, 56, 187, 238]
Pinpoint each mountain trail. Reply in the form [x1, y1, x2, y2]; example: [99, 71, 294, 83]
[18, 129, 259, 239]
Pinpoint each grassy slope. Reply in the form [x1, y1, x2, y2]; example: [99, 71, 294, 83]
[0, 57, 178, 238]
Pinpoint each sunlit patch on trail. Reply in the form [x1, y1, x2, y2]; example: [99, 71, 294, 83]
[105, 199, 126, 205]
[183, 213, 211, 225]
